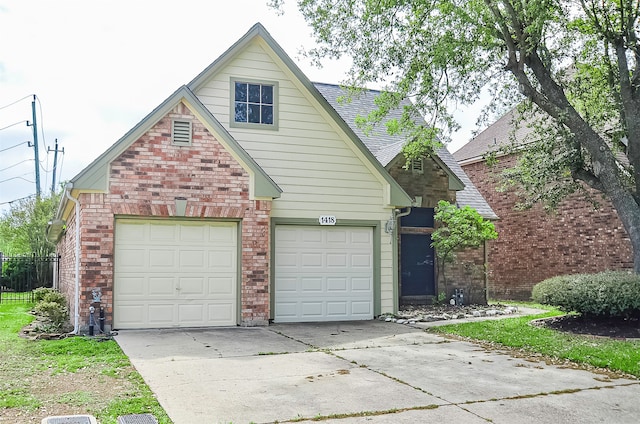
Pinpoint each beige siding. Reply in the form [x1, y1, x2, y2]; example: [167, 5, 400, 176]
[194, 38, 396, 313]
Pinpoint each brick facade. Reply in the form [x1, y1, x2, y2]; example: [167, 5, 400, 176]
[462, 154, 633, 300]
[389, 156, 488, 304]
[56, 103, 272, 330]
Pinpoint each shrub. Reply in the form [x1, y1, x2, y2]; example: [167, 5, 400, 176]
[33, 301, 68, 330]
[31, 288, 69, 331]
[532, 271, 640, 317]
[33, 287, 65, 305]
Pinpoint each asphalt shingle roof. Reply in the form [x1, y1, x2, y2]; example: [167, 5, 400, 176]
[314, 82, 498, 220]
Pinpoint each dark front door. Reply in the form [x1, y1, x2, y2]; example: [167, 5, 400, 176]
[400, 233, 435, 297]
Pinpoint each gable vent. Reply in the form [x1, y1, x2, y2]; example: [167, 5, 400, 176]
[411, 158, 424, 174]
[172, 120, 192, 145]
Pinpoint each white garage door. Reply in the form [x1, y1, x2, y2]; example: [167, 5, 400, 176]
[274, 226, 374, 322]
[114, 219, 237, 329]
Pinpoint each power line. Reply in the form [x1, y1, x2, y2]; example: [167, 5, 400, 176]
[35, 95, 47, 152]
[0, 95, 33, 111]
[0, 120, 28, 132]
[0, 141, 28, 153]
[0, 174, 35, 184]
[0, 194, 36, 206]
[0, 159, 33, 173]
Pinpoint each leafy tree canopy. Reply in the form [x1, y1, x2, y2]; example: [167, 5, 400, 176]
[0, 194, 60, 256]
[271, 0, 640, 272]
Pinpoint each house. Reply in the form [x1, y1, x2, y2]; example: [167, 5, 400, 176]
[453, 109, 633, 300]
[48, 23, 494, 332]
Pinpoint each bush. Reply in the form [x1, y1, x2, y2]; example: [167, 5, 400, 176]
[33, 287, 66, 306]
[31, 288, 69, 331]
[33, 301, 68, 330]
[532, 271, 640, 317]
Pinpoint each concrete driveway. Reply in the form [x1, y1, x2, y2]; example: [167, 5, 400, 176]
[115, 320, 640, 424]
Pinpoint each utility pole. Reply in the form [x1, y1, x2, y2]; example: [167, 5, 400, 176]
[28, 95, 41, 197]
[48, 138, 64, 195]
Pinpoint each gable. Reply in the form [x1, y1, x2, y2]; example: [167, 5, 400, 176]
[66, 86, 281, 201]
[188, 23, 412, 210]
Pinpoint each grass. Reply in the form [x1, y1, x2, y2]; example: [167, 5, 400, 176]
[0, 303, 172, 423]
[428, 305, 640, 378]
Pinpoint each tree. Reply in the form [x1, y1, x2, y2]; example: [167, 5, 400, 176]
[0, 194, 60, 256]
[271, 0, 640, 273]
[431, 200, 498, 297]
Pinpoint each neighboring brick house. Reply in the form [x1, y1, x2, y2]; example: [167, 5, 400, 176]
[453, 109, 633, 300]
[48, 23, 494, 332]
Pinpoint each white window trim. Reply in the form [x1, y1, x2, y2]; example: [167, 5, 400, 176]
[229, 77, 279, 131]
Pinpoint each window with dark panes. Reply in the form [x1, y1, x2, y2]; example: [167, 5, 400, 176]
[234, 82, 274, 125]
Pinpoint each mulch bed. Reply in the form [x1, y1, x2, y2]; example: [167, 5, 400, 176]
[533, 314, 640, 340]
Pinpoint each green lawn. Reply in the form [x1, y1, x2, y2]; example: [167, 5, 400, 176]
[428, 306, 640, 378]
[0, 303, 171, 423]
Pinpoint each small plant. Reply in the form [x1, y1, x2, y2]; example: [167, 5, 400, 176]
[434, 292, 447, 305]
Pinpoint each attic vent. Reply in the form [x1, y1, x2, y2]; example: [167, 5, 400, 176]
[411, 158, 424, 174]
[172, 120, 192, 145]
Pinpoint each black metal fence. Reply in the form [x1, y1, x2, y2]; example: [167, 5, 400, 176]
[0, 253, 60, 303]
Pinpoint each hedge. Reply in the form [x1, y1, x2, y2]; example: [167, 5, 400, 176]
[531, 271, 640, 317]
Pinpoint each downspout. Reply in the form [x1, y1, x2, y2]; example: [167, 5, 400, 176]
[393, 207, 411, 312]
[484, 239, 489, 304]
[65, 185, 81, 335]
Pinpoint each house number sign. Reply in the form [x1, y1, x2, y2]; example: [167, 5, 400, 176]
[319, 215, 337, 225]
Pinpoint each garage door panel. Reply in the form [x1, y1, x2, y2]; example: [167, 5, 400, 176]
[275, 252, 297, 267]
[209, 250, 235, 269]
[350, 230, 372, 244]
[208, 277, 235, 295]
[275, 226, 374, 323]
[301, 253, 323, 268]
[148, 224, 176, 242]
[351, 254, 372, 268]
[149, 249, 176, 268]
[117, 277, 146, 296]
[115, 220, 238, 329]
[179, 277, 206, 296]
[178, 304, 205, 323]
[300, 302, 323, 318]
[275, 302, 297, 318]
[207, 303, 234, 322]
[327, 277, 347, 291]
[326, 302, 347, 316]
[148, 277, 174, 296]
[118, 223, 146, 242]
[327, 253, 349, 268]
[117, 305, 145, 325]
[180, 225, 205, 242]
[179, 250, 206, 268]
[352, 277, 373, 292]
[351, 301, 372, 315]
[209, 225, 236, 243]
[148, 304, 175, 324]
[301, 229, 323, 243]
[277, 277, 297, 292]
[117, 249, 147, 269]
[301, 277, 323, 292]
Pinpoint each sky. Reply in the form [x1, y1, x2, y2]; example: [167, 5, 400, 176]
[0, 0, 484, 212]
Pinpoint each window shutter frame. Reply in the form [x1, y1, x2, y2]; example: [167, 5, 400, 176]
[172, 120, 192, 145]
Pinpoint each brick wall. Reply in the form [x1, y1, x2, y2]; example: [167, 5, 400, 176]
[462, 154, 633, 300]
[388, 156, 456, 207]
[56, 102, 272, 330]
